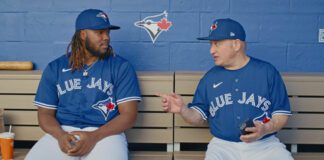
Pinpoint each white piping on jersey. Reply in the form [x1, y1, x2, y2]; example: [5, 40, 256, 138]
[34, 101, 57, 108]
[213, 82, 223, 89]
[190, 106, 208, 120]
[36, 105, 58, 110]
[34, 101, 58, 109]
[116, 96, 142, 105]
[272, 110, 292, 116]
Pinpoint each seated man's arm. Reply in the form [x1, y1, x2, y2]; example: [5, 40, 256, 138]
[180, 105, 206, 126]
[263, 114, 289, 134]
[158, 93, 206, 126]
[240, 114, 289, 143]
[38, 107, 77, 153]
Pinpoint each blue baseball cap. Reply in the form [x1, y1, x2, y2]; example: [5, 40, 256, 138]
[75, 9, 120, 31]
[197, 18, 245, 41]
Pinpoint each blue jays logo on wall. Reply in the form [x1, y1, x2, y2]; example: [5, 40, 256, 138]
[92, 97, 116, 120]
[134, 11, 172, 43]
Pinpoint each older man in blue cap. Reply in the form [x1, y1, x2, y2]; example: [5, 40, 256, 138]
[158, 18, 293, 160]
[26, 9, 141, 160]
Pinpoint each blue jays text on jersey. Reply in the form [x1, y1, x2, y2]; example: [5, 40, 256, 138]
[56, 77, 114, 96]
[188, 57, 291, 142]
[208, 92, 271, 117]
[34, 54, 141, 128]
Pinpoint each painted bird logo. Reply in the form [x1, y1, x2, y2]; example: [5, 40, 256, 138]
[134, 11, 172, 43]
[91, 97, 116, 120]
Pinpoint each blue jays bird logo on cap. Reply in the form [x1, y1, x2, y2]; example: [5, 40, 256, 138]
[92, 97, 116, 120]
[96, 12, 108, 22]
[209, 22, 218, 35]
[210, 22, 218, 31]
[134, 11, 172, 43]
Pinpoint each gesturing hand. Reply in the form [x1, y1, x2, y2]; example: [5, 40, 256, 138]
[156, 93, 185, 113]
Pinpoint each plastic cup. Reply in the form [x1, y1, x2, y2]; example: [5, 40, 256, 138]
[0, 132, 15, 160]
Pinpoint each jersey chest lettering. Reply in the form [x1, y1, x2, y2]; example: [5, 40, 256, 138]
[209, 92, 271, 117]
[56, 79, 81, 95]
[56, 77, 114, 96]
[86, 77, 114, 95]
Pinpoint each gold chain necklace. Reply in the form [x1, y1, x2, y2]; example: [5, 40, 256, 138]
[83, 60, 98, 77]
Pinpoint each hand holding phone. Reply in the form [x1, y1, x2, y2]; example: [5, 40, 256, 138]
[240, 119, 255, 135]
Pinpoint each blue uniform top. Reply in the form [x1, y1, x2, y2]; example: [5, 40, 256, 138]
[34, 54, 141, 128]
[188, 57, 291, 142]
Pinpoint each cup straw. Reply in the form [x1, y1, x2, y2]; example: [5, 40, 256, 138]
[9, 125, 12, 133]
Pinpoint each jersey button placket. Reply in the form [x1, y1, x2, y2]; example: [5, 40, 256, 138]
[79, 76, 89, 122]
[232, 78, 240, 103]
[233, 77, 243, 133]
[234, 78, 239, 92]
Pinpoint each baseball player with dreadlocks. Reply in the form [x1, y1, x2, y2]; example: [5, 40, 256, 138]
[158, 18, 293, 160]
[26, 9, 141, 160]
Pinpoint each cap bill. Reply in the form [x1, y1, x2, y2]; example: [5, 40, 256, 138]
[108, 25, 120, 30]
[197, 36, 211, 40]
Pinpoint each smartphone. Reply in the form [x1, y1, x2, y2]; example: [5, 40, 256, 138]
[240, 119, 255, 135]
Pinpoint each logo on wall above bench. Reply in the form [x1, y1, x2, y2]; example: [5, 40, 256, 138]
[134, 11, 172, 43]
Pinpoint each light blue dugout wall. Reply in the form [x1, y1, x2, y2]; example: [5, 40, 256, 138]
[0, 0, 323, 72]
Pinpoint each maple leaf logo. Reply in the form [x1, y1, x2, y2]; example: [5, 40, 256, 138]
[157, 18, 171, 31]
[262, 116, 270, 123]
[106, 102, 115, 110]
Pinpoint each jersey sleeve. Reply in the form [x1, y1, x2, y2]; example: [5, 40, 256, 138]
[115, 62, 141, 105]
[269, 68, 291, 116]
[188, 78, 209, 120]
[34, 63, 58, 109]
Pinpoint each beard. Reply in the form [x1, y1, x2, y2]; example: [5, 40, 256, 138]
[85, 38, 110, 59]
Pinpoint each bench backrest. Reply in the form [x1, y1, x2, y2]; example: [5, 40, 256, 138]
[1, 71, 324, 153]
[278, 74, 324, 145]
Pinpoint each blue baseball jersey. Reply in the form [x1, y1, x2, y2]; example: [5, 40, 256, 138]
[34, 54, 141, 128]
[188, 57, 291, 142]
